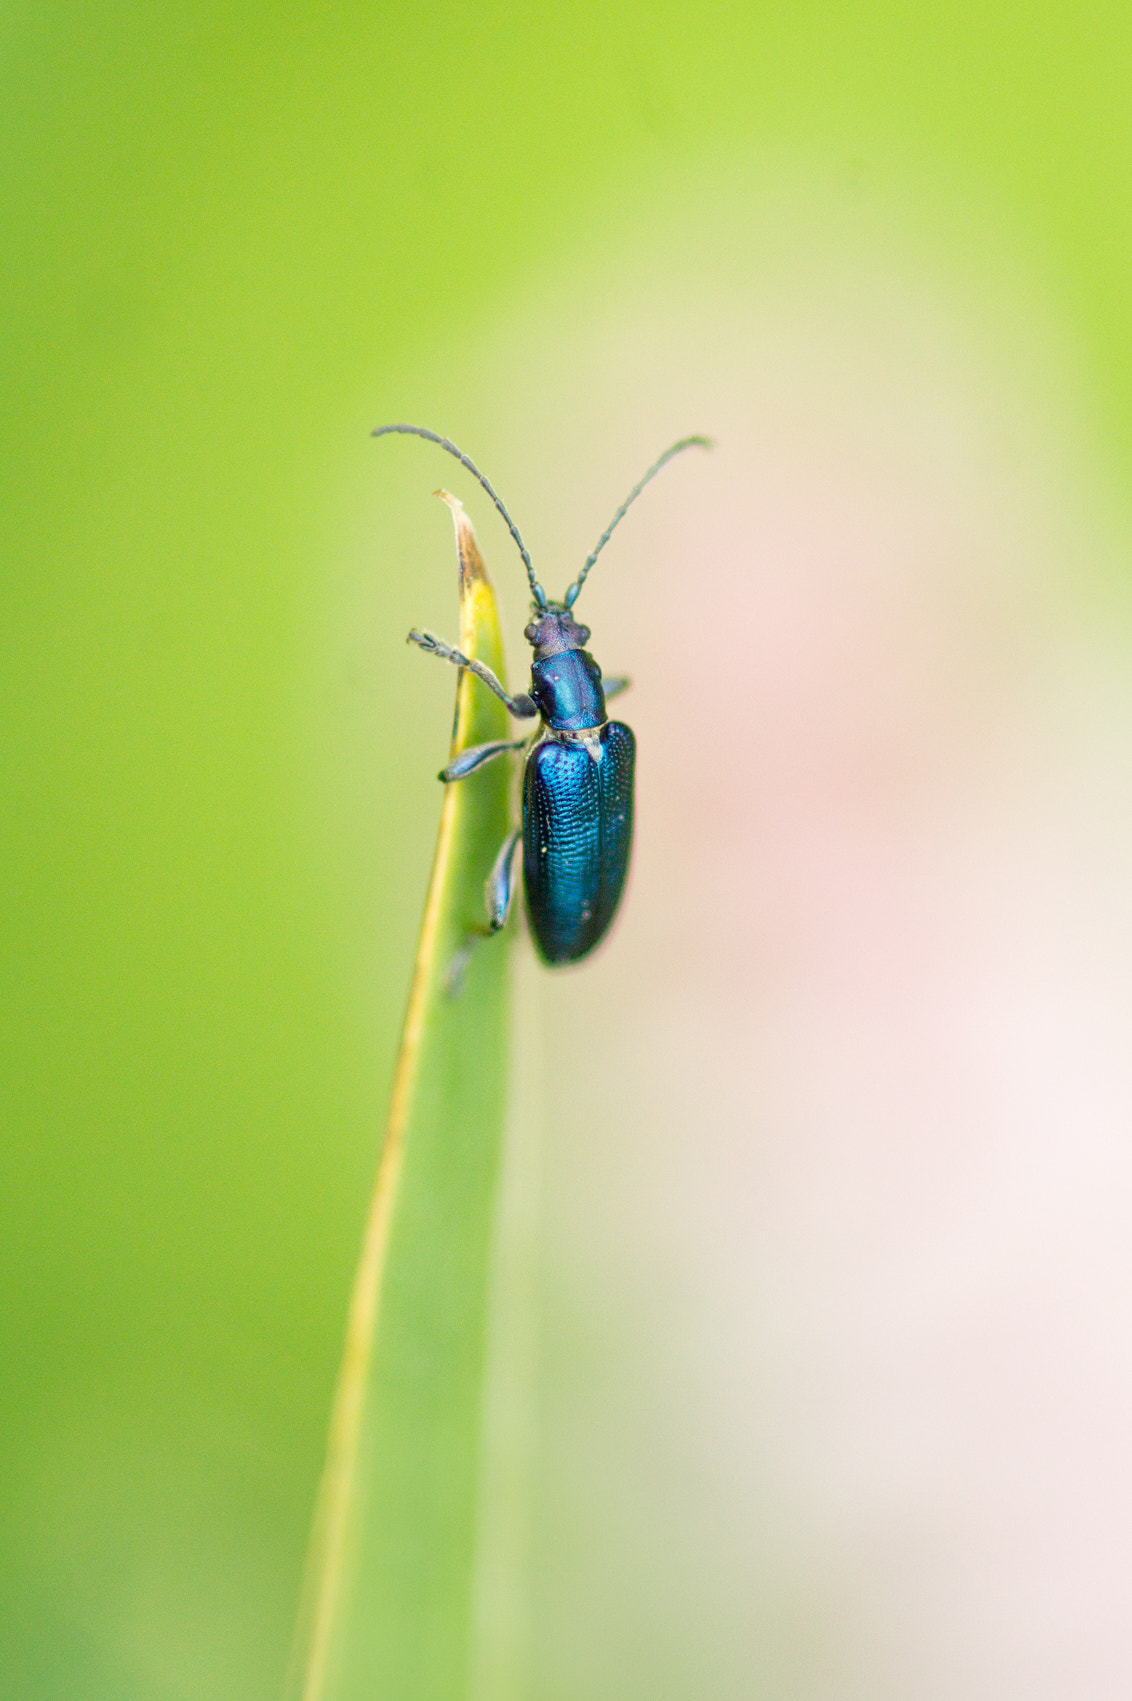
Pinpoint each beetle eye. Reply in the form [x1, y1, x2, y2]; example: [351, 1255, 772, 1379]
[524, 622, 538, 643]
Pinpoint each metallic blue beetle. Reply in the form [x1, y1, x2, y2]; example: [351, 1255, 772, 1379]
[374, 424, 709, 965]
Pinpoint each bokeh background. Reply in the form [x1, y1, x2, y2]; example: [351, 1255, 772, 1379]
[5, 4, 1132, 1698]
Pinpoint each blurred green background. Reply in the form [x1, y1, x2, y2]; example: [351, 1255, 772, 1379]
[4, 3, 1132, 1698]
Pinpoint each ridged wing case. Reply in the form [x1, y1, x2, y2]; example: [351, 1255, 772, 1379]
[522, 721, 635, 963]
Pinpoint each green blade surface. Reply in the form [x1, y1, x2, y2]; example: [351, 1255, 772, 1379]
[290, 495, 515, 1701]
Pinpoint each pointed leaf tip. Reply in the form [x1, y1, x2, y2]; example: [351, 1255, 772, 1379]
[437, 487, 490, 591]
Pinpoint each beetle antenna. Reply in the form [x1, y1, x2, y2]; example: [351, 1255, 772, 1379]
[563, 435, 712, 609]
[373, 423, 548, 609]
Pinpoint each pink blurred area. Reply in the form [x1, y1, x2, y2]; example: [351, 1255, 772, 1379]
[487, 221, 1132, 1697]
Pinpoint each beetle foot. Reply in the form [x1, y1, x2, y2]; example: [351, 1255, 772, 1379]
[442, 937, 476, 998]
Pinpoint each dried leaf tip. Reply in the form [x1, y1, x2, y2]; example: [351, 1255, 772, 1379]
[436, 487, 489, 589]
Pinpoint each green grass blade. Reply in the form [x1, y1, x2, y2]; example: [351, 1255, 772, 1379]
[289, 494, 516, 1701]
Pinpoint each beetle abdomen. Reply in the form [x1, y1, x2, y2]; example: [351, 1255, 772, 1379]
[522, 721, 635, 963]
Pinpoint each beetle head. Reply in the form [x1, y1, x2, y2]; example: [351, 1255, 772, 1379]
[524, 607, 591, 658]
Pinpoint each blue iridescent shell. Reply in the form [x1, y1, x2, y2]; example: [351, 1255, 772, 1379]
[529, 649, 606, 731]
[521, 721, 635, 963]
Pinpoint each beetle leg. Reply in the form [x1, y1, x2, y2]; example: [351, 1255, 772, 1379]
[439, 739, 527, 783]
[484, 826, 522, 933]
[443, 941, 475, 996]
[442, 826, 522, 997]
[408, 629, 538, 718]
[601, 675, 631, 700]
